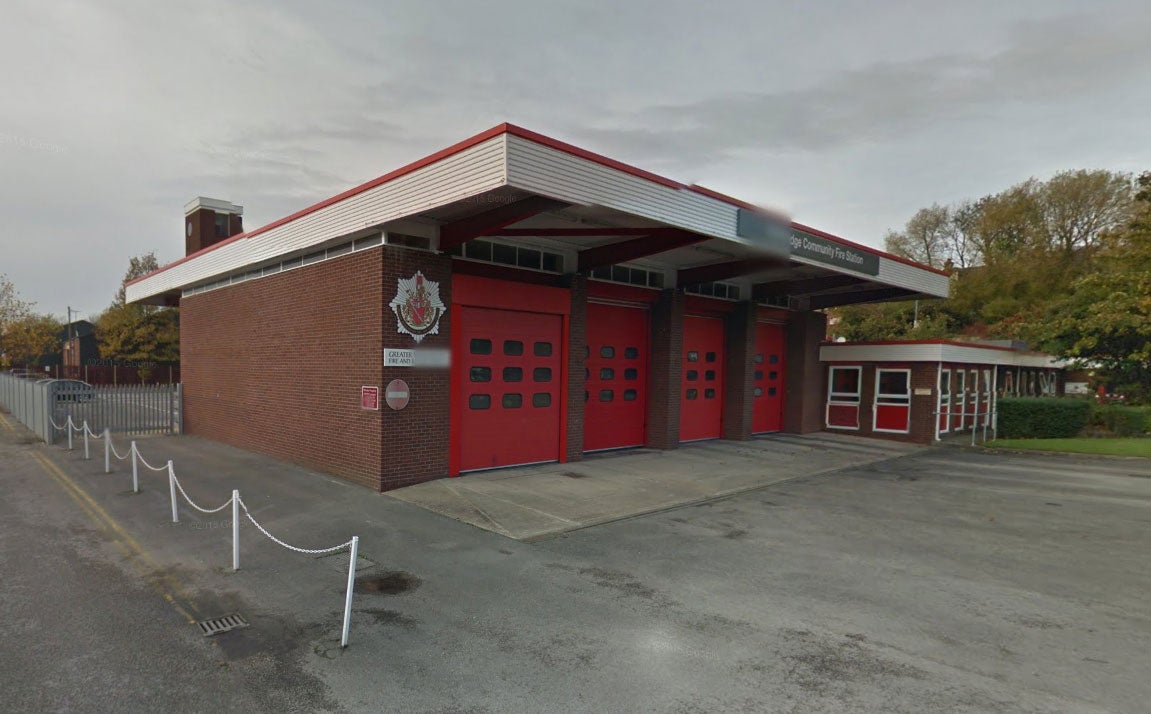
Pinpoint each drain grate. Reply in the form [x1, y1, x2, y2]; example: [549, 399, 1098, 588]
[197, 613, 249, 637]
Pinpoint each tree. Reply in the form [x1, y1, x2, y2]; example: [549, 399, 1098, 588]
[1026, 172, 1151, 402]
[95, 253, 179, 374]
[884, 204, 951, 269]
[4, 313, 62, 367]
[841, 168, 1139, 347]
[1036, 169, 1133, 254]
[0, 275, 57, 369]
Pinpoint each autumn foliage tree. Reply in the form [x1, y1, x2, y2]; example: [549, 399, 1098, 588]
[0, 275, 61, 369]
[95, 253, 179, 377]
[1025, 173, 1151, 401]
[834, 169, 1136, 343]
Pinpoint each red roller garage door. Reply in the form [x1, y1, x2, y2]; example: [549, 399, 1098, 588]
[752, 322, 786, 433]
[585, 302, 648, 451]
[680, 315, 724, 441]
[459, 306, 563, 471]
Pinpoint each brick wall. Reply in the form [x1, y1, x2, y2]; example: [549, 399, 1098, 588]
[647, 288, 685, 449]
[565, 274, 588, 461]
[180, 247, 385, 489]
[722, 302, 756, 440]
[380, 246, 453, 490]
[784, 311, 828, 434]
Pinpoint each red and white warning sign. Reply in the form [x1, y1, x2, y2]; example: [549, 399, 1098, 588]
[361, 386, 380, 410]
[385, 379, 410, 411]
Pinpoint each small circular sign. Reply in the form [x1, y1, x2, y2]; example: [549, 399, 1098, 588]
[385, 379, 410, 411]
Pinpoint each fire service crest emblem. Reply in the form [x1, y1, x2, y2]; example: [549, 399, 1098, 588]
[389, 271, 445, 343]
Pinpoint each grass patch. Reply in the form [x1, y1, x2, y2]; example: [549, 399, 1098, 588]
[986, 438, 1151, 458]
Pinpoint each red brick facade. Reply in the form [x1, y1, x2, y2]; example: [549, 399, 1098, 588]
[181, 247, 385, 489]
[646, 289, 685, 450]
[180, 248, 840, 491]
[564, 275, 588, 462]
[784, 311, 829, 434]
[380, 247, 453, 490]
[721, 302, 756, 440]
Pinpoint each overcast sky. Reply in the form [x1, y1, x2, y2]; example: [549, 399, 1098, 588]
[2, 0, 1150, 319]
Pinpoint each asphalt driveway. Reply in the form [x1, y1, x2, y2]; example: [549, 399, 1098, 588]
[2, 412, 1149, 713]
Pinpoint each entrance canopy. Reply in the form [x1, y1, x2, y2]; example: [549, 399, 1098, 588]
[127, 123, 949, 307]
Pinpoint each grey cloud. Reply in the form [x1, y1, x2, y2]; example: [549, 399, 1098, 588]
[575, 13, 1151, 163]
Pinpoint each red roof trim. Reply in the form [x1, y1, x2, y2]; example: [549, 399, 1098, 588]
[821, 339, 1020, 353]
[130, 122, 946, 288]
[792, 222, 951, 277]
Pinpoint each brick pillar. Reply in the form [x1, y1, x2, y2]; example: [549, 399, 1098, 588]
[647, 288, 684, 449]
[380, 246, 453, 490]
[910, 363, 938, 444]
[783, 311, 828, 434]
[722, 302, 756, 440]
[565, 274, 588, 462]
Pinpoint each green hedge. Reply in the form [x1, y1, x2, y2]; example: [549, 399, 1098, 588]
[1090, 404, 1151, 437]
[997, 398, 1091, 439]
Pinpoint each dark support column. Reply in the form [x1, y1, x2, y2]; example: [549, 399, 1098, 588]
[722, 302, 756, 440]
[565, 275, 588, 462]
[647, 288, 685, 449]
[783, 311, 828, 434]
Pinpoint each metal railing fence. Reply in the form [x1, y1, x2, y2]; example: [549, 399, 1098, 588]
[0, 373, 54, 441]
[0, 373, 181, 444]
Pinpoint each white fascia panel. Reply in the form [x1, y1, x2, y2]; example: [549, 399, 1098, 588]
[506, 135, 948, 297]
[505, 136, 744, 243]
[820, 343, 945, 363]
[820, 342, 1041, 366]
[128, 135, 509, 303]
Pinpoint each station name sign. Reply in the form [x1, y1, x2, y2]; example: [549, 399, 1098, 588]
[789, 228, 880, 276]
[735, 208, 791, 257]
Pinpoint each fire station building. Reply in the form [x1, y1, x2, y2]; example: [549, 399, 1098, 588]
[127, 124, 949, 491]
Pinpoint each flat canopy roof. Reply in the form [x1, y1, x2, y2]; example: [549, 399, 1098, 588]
[127, 123, 950, 307]
[820, 340, 1064, 368]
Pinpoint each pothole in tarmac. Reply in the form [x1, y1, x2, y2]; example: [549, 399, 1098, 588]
[355, 571, 422, 595]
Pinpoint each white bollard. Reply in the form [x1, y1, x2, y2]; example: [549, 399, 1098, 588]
[83, 422, 90, 460]
[232, 490, 240, 572]
[168, 461, 178, 524]
[341, 536, 359, 648]
[131, 441, 139, 493]
[104, 428, 111, 473]
[67, 419, 73, 451]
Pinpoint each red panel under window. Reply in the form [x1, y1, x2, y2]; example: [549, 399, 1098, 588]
[875, 404, 910, 432]
[827, 404, 859, 429]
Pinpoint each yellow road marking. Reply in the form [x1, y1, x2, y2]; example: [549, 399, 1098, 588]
[0, 411, 14, 432]
[30, 449, 201, 623]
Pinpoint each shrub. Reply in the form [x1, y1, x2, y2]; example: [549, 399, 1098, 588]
[997, 398, 1091, 439]
[1090, 404, 1151, 437]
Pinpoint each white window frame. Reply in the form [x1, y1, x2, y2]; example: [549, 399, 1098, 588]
[967, 369, 978, 430]
[979, 368, 992, 427]
[826, 366, 862, 431]
[873, 368, 912, 434]
[938, 368, 951, 435]
[954, 370, 967, 431]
